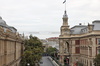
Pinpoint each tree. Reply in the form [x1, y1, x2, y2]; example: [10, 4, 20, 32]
[94, 54, 100, 66]
[46, 46, 58, 56]
[21, 35, 43, 66]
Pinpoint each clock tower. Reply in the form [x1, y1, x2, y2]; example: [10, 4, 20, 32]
[61, 10, 70, 35]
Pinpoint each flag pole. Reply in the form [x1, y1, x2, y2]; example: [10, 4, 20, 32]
[65, 2, 66, 11]
[63, 0, 66, 11]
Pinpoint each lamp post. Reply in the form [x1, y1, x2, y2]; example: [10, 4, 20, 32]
[27, 63, 30, 66]
[75, 58, 78, 66]
[67, 57, 69, 59]
[60, 55, 62, 63]
[67, 57, 69, 66]
[76, 58, 78, 62]
[93, 63, 96, 66]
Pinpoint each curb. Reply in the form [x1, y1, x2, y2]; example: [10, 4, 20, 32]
[48, 57, 59, 66]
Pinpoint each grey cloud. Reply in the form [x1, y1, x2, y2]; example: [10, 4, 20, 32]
[0, 0, 100, 39]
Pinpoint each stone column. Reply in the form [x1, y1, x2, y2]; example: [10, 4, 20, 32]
[88, 47, 89, 57]
[14, 41, 16, 60]
[59, 56, 62, 64]
[4, 40, 7, 65]
[59, 39, 63, 54]
[61, 56, 64, 65]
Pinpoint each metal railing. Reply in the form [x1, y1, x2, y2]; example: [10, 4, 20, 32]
[51, 56, 62, 66]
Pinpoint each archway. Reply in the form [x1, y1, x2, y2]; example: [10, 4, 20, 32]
[64, 42, 69, 53]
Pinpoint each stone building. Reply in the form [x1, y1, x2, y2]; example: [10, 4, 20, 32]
[41, 37, 59, 50]
[0, 16, 24, 66]
[46, 37, 59, 44]
[46, 37, 59, 49]
[59, 11, 100, 66]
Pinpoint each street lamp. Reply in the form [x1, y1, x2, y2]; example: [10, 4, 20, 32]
[27, 63, 30, 66]
[67, 57, 69, 59]
[67, 57, 69, 66]
[93, 63, 96, 66]
[76, 58, 78, 66]
[76, 58, 78, 62]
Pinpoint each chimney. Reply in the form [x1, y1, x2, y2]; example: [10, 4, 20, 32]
[79, 23, 82, 25]
[88, 23, 92, 32]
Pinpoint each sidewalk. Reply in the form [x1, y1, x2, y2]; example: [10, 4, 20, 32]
[39, 56, 55, 66]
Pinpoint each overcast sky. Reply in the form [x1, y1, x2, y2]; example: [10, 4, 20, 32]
[0, 0, 100, 39]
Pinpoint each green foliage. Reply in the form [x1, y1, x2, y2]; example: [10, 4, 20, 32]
[46, 47, 60, 66]
[94, 54, 100, 66]
[21, 35, 43, 66]
[46, 46, 58, 56]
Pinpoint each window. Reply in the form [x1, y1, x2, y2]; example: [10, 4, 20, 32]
[87, 60, 88, 66]
[85, 40, 86, 44]
[83, 40, 84, 44]
[89, 47, 92, 57]
[98, 38, 100, 45]
[75, 40, 80, 45]
[85, 59, 86, 64]
[83, 59, 84, 64]
[90, 61, 92, 66]
[81, 59, 82, 63]
[98, 49, 100, 54]
[75, 47, 80, 53]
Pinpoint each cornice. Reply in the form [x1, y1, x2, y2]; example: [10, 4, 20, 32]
[59, 31, 100, 39]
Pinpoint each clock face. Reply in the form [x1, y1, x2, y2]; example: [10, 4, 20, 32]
[65, 30, 67, 32]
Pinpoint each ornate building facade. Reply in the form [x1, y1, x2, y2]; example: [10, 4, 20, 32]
[59, 11, 100, 66]
[0, 17, 24, 66]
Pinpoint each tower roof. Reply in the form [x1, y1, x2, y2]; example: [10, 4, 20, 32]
[63, 10, 68, 18]
[92, 20, 100, 23]
[0, 16, 7, 27]
[0, 16, 17, 32]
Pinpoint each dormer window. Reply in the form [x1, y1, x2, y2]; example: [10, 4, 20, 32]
[98, 49, 100, 54]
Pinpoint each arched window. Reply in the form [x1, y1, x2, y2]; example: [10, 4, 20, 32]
[65, 42, 69, 53]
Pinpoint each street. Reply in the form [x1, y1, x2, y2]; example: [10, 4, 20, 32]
[40, 56, 54, 66]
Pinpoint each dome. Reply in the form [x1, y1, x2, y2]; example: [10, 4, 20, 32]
[0, 16, 2, 19]
[0, 16, 17, 32]
[0, 16, 7, 26]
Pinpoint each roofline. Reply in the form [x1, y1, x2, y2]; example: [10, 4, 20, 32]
[92, 20, 100, 23]
[0, 25, 17, 31]
[71, 25, 87, 29]
[8, 26, 17, 31]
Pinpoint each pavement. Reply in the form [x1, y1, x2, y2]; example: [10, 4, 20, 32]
[39, 56, 55, 66]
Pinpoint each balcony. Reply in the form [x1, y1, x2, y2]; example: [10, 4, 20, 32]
[59, 52, 70, 56]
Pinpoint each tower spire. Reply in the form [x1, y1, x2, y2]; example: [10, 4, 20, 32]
[62, 0, 68, 26]
[63, 10, 68, 19]
[60, 0, 70, 36]
[65, 10, 66, 14]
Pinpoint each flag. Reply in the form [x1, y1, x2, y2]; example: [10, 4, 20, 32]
[63, 0, 66, 4]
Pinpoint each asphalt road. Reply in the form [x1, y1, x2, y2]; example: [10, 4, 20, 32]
[39, 56, 54, 66]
